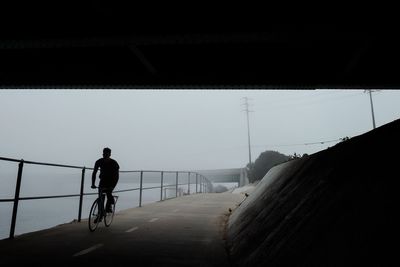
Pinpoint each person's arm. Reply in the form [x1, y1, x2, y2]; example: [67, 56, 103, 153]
[91, 160, 99, 188]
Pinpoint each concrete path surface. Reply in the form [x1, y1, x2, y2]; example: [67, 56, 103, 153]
[0, 193, 243, 266]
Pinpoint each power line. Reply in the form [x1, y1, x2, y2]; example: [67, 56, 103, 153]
[179, 136, 351, 158]
[181, 137, 349, 157]
[252, 137, 348, 148]
[256, 91, 365, 112]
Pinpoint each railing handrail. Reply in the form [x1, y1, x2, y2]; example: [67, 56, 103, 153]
[0, 155, 213, 239]
[0, 156, 83, 169]
[0, 156, 203, 174]
[0, 183, 194, 203]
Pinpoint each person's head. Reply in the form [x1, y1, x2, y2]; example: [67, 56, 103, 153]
[103, 147, 111, 158]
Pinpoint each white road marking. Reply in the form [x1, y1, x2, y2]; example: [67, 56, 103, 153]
[126, 226, 139, 233]
[73, 243, 103, 257]
[149, 218, 159, 223]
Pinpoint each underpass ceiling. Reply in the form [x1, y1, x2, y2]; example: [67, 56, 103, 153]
[1, 5, 399, 89]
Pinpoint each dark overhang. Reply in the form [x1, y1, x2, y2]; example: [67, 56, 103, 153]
[1, 5, 399, 89]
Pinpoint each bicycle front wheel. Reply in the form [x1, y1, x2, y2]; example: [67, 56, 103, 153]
[88, 199, 100, 232]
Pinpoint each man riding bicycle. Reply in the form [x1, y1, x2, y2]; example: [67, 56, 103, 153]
[91, 147, 120, 219]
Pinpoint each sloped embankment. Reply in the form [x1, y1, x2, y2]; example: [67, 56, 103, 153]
[227, 119, 400, 266]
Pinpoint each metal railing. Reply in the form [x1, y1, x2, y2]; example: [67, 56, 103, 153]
[0, 156, 212, 239]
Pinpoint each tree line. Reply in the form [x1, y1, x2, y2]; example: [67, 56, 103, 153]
[246, 150, 308, 183]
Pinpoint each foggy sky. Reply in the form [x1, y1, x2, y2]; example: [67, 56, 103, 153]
[1, 89, 400, 171]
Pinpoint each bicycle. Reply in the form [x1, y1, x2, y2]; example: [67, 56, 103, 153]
[88, 186, 119, 232]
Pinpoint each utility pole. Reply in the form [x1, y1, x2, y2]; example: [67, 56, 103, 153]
[365, 90, 377, 129]
[242, 97, 253, 166]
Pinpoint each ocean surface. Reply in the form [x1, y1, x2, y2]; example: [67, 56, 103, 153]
[0, 160, 235, 240]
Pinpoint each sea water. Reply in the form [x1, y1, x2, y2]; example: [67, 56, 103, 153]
[0, 161, 209, 240]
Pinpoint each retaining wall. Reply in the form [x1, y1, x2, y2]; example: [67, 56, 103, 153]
[227, 119, 400, 266]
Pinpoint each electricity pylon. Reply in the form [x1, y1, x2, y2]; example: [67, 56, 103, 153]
[365, 90, 378, 129]
[242, 97, 253, 166]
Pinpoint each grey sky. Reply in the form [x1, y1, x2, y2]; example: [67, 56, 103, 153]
[1, 89, 400, 171]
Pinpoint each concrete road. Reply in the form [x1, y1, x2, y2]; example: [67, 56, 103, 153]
[0, 193, 243, 266]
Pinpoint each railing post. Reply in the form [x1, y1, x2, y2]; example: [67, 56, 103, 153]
[196, 173, 198, 193]
[139, 171, 143, 207]
[175, 172, 179, 198]
[9, 160, 24, 239]
[187, 172, 190, 195]
[78, 167, 85, 222]
[160, 171, 164, 201]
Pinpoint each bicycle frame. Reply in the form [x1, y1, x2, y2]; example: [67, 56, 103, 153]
[89, 187, 118, 231]
[96, 186, 113, 208]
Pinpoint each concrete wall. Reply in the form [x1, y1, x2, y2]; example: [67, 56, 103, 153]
[239, 168, 249, 187]
[227, 119, 400, 266]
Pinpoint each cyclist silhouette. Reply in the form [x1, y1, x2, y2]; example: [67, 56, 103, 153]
[91, 147, 120, 215]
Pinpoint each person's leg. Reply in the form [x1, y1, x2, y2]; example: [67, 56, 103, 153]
[105, 189, 115, 212]
[102, 180, 117, 212]
[101, 190, 107, 215]
[94, 187, 105, 223]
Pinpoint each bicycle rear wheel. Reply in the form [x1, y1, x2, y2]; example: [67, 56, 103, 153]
[104, 196, 117, 227]
[88, 199, 100, 232]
